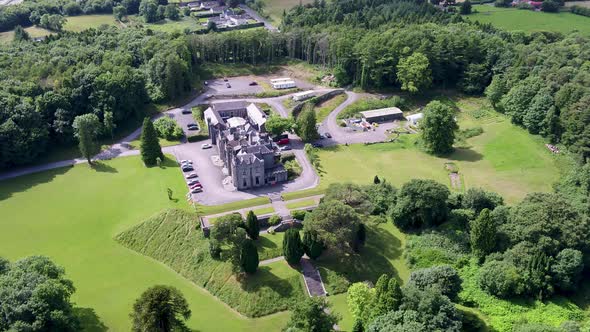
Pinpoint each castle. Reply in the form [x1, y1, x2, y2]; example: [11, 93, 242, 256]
[204, 101, 288, 190]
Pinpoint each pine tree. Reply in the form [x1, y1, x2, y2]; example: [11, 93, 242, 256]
[470, 208, 497, 261]
[373, 274, 402, 318]
[245, 211, 260, 240]
[283, 228, 304, 265]
[302, 229, 323, 260]
[140, 118, 163, 166]
[240, 239, 259, 274]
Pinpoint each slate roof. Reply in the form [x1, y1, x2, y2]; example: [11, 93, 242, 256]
[212, 101, 248, 112]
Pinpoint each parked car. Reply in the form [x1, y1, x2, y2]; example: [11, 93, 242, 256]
[280, 145, 292, 151]
[204, 81, 208, 85]
[205, 94, 213, 99]
[187, 123, 198, 128]
[182, 109, 191, 114]
[277, 138, 290, 145]
[180, 159, 190, 164]
[325, 132, 332, 138]
[226, 83, 231, 88]
[182, 166, 194, 172]
[202, 143, 212, 149]
[187, 179, 200, 186]
[312, 143, 323, 148]
[186, 173, 198, 179]
[181, 160, 193, 165]
[191, 187, 203, 194]
[188, 126, 199, 131]
[249, 81, 258, 86]
[223, 77, 228, 82]
[319, 134, 326, 139]
[190, 183, 202, 189]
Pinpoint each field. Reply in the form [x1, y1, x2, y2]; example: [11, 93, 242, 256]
[137, 16, 205, 33]
[64, 14, 119, 32]
[313, 98, 564, 204]
[0, 26, 51, 43]
[0, 156, 289, 331]
[466, 5, 590, 34]
[264, 0, 314, 23]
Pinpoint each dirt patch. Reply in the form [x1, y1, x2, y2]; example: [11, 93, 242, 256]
[449, 172, 462, 190]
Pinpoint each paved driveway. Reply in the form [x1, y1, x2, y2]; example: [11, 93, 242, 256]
[206, 77, 263, 96]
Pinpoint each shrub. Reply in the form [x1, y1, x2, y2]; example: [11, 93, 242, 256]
[268, 215, 281, 226]
[153, 116, 183, 140]
[291, 209, 307, 221]
[408, 265, 462, 300]
[478, 260, 523, 297]
[284, 159, 302, 180]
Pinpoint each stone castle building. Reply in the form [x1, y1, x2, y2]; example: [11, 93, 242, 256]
[204, 101, 288, 190]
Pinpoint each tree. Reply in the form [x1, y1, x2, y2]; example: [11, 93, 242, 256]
[113, 5, 128, 21]
[347, 282, 375, 325]
[140, 118, 164, 166]
[164, 4, 179, 20]
[73, 114, 102, 164]
[373, 275, 403, 318]
[364, 181, 397, 216]
[130, 285, 191, 332]
[0, 256, 79, 331]
[304, 200, 360, 253]
[460, 0, 472, 14]
[323, 183, 373, 214]
[296, 104, 319, 142]
[240, 239, 259, 274]
[228, 0, 241, 7]
[397, 52, 432, 93]
[153, 117, 183, 140]
[373, 175, 380, 184]
[390, 179, 450, 230]
[211, 214, 247, 268]
[302, 229, 324, 259]
[470, 208, 497, 260]
[478, 259, 523, 297]
[524, 88, 553, 134]
[420, 101, 458, 155]
[140, 0, 159, 22]
[407, 265, 462, 300]
[245, 210, 260, 240]
[283, 228, 304, 265]
[551, 248, 583, 292]
[103, 111, 116, 139]
[265, 115, 293, 137]
[207, 21, 217, 32]
[39, 14, 66, 31]
[284, 296, 339, 332]
[462, 188, 503, 214]
[485, 75, 507, 111]
[541, 0, 559, 12]
[13, 25, 29, 42]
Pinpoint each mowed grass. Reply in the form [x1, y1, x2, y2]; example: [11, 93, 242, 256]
[256, 232, 285, 260]
[197, 196, 271, 215]
[285, 198, 317, 210]
[253, 206, 275, 215]
[64, 14, 119, 32]
[0, 155, 289, 331]
[467, 5, 590, 35]
[139, 16, 205, 33]
[314, 106, 563, 204]
[0, 26, 52, 43]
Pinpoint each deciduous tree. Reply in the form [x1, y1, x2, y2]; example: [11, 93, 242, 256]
[284, 296, 339, 332]
[304, 200, 360, 253]
[73, 113, 102, 164]
[397, 52, 432, 93]
[421, 101, 458, 155]
[390, 179, 450, 230]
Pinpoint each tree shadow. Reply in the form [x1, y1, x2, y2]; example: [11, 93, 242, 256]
[238, 265, 296, 298]
[90, 161, 118, 173]
[447, 148, 483, 162]
[0, 164, 73, 201]
[73, 307, 108, 332]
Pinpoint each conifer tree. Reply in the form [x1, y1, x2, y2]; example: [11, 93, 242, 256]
[245, 211, 260, 240]
[283, 228, 304, 265]
[240, 239, 259, 274]
[470, 208, 497, 261]
[140, 118, 163, 166]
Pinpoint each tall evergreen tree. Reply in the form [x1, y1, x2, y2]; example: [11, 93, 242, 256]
[373, 274, 402, 318]
[296, 104, 319, 143]
[302, 229, 323, 260]
[245, 211, 260, 240]
[130, 285, 191, 332]
[240, 239, 259, 274]
[72, 114, 101, 164]
[140, 118, 163, 166]
[13, 25, 30, 42]
[470, 208, 497, 261]
[283, 228, 304, 265]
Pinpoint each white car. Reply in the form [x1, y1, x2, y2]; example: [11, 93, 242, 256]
[202, 143, 212, 149]
[186, 173, 198, 179]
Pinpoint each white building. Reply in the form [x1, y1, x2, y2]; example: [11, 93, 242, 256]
[270, 78, 296, 89]
[292, 90, 315, 101]
[406, 112, 424, 126]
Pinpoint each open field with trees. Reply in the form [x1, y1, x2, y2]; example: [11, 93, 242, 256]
[466, 5, 590, 34]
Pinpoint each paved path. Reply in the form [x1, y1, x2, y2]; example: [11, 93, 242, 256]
[301, 257, 327, 297]
[260, 256, 284, 265]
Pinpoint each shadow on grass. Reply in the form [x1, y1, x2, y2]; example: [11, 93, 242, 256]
[448, 148, 483, 162]
[238, 265, 296, 298]
[316, 224, 405, 294]
[74, 307, 107, 332]
[0, 165, 73, 201]
[90, 161, 118, 173]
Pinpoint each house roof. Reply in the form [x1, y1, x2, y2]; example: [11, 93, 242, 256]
[212, 101, 248, 112]
[406, 112, 423, 121]
[246, 103, 267, 127]
[360, 107, 403, 119]
[204, 107, 222, 125]
[236, 152, 263, 166]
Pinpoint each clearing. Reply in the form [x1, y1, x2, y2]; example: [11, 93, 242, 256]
[263, 0, 314, 24]
[64, 14, 120, 32]
[466, 5, 590, 35]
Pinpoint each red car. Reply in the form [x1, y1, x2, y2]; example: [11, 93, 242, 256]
[277, 138, 290, 145]
[190, 183, 202, 189]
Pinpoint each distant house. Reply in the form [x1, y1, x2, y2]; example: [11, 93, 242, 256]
[270, 78, 296, 89]
[406, 112, 424, 126]
[360, 107, 403, 123]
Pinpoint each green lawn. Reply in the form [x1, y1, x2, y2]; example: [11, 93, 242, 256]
[253, 206, 275, 215]
[64, 14, 119, 32]
[0, 26, 52, 43]
[313, 99, 564, 204]
[139, 16, 205, 33]
[197, 197, 271, 216]
[127, 137, 181, 150]
[285, 199, 317, 210]
[256, 232, 285, 260]
[314, 94, 347, 122]
[0, 155, 289, 331]
[329, 293, 354, 332]
[466, 5, 590, 35]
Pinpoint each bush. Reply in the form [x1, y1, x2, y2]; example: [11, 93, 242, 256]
[408, 265, 462, 300]
[291, 209, 307, 221]
[284, 159, 302, 180]
[153, 117, 184, 140]
[268, 215, 281, 226]
[571, 5, 590, 17]
[478, 259, 523, 297]
[187, 134, 208, 142]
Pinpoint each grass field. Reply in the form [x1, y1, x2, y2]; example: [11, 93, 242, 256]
[139, 16, 205, 33]
[467, 5, 590, 34]
[0, 156, 290, 331]
[0, 26, 52, 43]
[314, 94, 347, 122]
[257, 232, 285, 260]
[253, 206, 275, 215]
[285, 198, 317, 210]
[263, 0, 314, 23]
[64, 14, 119, 32]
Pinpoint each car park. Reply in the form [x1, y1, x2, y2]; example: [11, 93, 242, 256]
[185, 173, 198, 179]
[202, 143, 212, 149]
